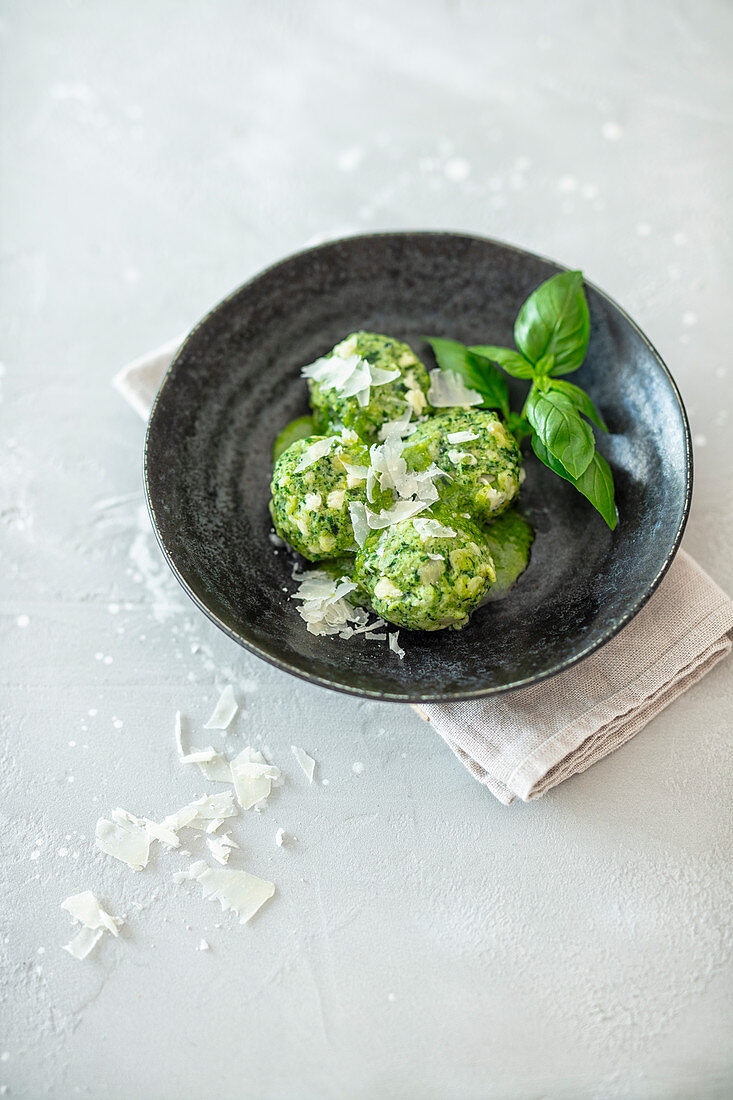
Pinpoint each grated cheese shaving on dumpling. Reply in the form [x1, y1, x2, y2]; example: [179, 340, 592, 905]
[446, 429, 479, 444]
[377, 405, 420, 441]
[293, 436, 337, 473]
[426, 368, 483, 407]
[301, 353, 400, 408]
[447, 449, 478, 466]
[412, 517, 458, 539]
[348, 502, 369, 547]
[365, 497, 433, 529]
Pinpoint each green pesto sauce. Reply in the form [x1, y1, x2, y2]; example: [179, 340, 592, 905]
[481, 508, 534, 601]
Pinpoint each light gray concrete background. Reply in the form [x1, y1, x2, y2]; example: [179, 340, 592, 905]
[1, 1, 732, 1097]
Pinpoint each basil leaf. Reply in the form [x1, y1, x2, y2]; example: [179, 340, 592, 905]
[273, 415, 314, 461]
[525, 388, 595, 479]
[427, 337, 510, 418]
[514, 270, 590, 376]
[506, 412, 532, 444]
[531, 434, 617, 530]
[468, 344, 535, 379]
[548, 379, 607, 431]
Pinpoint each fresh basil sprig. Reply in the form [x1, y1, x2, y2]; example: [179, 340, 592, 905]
[427, 270, 617, 530]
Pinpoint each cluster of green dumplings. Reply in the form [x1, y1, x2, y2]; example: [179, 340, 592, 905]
[270, 331, 527, 631]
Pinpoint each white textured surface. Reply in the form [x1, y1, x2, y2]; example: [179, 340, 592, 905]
[1, 1, 732, 1097]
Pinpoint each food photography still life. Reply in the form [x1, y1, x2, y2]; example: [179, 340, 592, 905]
[2, 2, 732, 1098]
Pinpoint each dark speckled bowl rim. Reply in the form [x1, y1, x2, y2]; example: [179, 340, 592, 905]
[143, 230, 693, 703]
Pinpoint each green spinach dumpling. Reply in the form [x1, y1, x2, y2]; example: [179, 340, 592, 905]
[270, 435, 388, 561]
[404, 408, 521, 522]
[304, 331, 430, 443]
[353, 506, 496, 631]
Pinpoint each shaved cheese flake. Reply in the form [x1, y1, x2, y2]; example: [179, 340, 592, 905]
[302, 354, 399, 408]
[294, 437, 337, 472]
[374, 577, 402, 600]
[427, 368, 483, 407]
[447, 448, 478, 466]
[203, 685, 238, 730]
[339, 460, 369, 488]
[347, 501, 369, 548]
[207, 834, 239, 865]
[63, 927, 103, 960]
[334, 333, 358, 358]
[291, 745, 316, 782]
[446, 429, 479, 444]
[275, 828, 287, 847]
[172, 860, 207, 884]
[291, 567, 365, 636]
[412, 517, 457, 540]
[231, 747, 283, 810]
[145, 819, 181, 848]
[179, 746, 219, 764]
[174, 710, 184, 755]
[377, 405, 418, 441]
[197, 938, 211, 951]
[389, 632, 406, 660]
[196, 753, 232, 783]
[366, 497, 432, 529]
[175, 858, 277, 924]
[196, 867, 275, 925]
[61, 891, 120, 936]
[163, 791, 237, 833]
[95, 808, 150, 871]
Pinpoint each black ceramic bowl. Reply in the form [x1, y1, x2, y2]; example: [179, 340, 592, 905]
[144, 232, 692, 702]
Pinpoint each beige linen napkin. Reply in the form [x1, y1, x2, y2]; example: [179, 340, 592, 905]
[117, 337, 733, 804]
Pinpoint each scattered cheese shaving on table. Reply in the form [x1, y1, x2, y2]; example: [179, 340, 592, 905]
[95, 808, 150, 871]
[389, 632, 406, 660]
[174, 710, 184, 756]
[292, 746, 316, 782]
[62, 927, 103, 960]
[275, 828, 287, 847]
[230, 747, 283, 810]
[179, 747, 220, 764]
[61, 891, 120, 936]
[162, 791, 237, 833]
[203, 685, 238, 730]
[207, 833, 239, 865]
[196, 752, 233, 783]
[173, 862, 275, 925]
